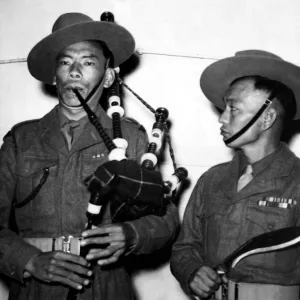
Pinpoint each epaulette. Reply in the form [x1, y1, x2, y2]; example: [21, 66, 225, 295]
[11, 119, 40, 131]
[123, 117, 146, 133]
[6, 119, 40, 153]
[3, 120, 38, 140]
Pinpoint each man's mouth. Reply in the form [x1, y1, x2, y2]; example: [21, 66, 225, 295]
[220, 128, 230, 137]
[64, 84, 85, 94]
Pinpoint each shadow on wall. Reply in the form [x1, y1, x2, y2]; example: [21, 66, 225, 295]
[125, 244, 173, 275]
[282, 120, 300, 144]
[42, 84, 57, 99]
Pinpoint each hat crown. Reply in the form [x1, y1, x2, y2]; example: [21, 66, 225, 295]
[235, 50, 283, 61]
[52, 13, 93, 33]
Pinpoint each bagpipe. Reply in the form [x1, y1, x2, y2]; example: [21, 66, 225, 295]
[67, 11, 188, 300]
[76, 12, 188, 227]
[66, 12, 188, 300]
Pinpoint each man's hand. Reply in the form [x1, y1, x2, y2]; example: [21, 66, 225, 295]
[80, 223, 136, 266]
[189, 266, 226, 299]
[24, 251, 92, 290]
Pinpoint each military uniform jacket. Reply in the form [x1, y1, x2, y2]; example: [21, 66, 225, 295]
[0, 105, 179, 300]
[171, 143, 300, 295]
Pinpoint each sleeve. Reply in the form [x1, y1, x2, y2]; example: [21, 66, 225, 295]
[170, 176, 206, 295]
[125, 123, 180, 254]
[126, 201, 179, 254]
[0, 132, 41, 283]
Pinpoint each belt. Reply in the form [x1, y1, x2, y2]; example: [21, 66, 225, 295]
[24, 236, 82, 255]
[215, 281, 300, 300]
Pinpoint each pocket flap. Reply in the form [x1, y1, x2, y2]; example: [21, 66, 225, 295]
[16, 156, 57, 177]
[246, 201, 294, 231]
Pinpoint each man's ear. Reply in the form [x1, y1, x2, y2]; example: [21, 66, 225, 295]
[262, 107, 277, 130]
[103, 68, 115, 88]
[53, 76, 57, 86]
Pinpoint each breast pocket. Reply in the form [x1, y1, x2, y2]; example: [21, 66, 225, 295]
[246, 201, 296, 235]
[80, 145, 109, 182]
[242, 201, 298, 273]
[15, 156, 57, 230]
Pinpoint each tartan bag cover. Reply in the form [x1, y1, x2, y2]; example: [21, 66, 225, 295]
[89, 160, 166, 222]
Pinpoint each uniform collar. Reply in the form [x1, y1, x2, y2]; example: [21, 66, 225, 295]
[40, 104, 113, 155]
[238, 143, 283, 177]
[219, 142, 296, 200]
[56, 103, 113, 129]
[251, 143, 283, 177]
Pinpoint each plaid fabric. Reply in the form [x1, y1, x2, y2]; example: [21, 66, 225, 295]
[88, 160, 166, 222]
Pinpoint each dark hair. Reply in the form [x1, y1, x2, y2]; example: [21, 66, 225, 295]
[95, 40, 114, 67]
[231, 76, 296, 122]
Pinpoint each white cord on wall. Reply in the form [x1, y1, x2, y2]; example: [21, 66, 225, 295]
[0, 58, 27, 64]
[136, 48, 220, 61]
[0, 50, 220, 65]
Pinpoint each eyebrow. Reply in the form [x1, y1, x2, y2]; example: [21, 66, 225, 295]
[82, 54, 100, 60]
[57, 53, 101, 60]
[223, 97, 239, 105]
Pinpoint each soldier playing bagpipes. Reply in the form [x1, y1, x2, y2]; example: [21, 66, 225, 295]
[0, 12, 185, 300]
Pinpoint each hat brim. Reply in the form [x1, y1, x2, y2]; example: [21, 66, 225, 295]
[200, 56, 300, 120]
[27, 21, 135, 85]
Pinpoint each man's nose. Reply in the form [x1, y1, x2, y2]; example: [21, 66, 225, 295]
[69, 63, 82, 79]
[218, 109, 229, 124]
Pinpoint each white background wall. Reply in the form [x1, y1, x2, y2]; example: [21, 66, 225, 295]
[1, 0, 300, 299]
